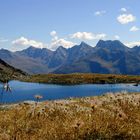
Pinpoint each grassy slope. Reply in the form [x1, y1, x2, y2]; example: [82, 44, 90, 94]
[28, 73, 140, 84]
[0, 92, 140, 139]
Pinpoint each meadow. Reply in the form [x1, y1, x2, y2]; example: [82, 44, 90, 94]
[27, 73, 140, 85]
[0, 91, 140, 139]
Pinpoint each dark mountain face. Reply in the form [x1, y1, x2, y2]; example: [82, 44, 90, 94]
[0, 59, 26, 82]
[0, 48, 50, 74]
[54, 40, 140, 74]
[1, 40, 140, 75]
[16, 46, 53, 64]
[131, 46, 140, 56]
[96, 40, 128, 51]
[132, 46, 140, 51]
[54, 60, 110, 74]
[48, 46, 68, 68]
[67, 42, 94, 63]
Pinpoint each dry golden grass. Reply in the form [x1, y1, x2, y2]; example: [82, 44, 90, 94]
[0, 92, 140, 139]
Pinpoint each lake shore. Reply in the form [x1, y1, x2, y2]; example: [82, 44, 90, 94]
[26, 73, 140, 85]
[0, 91, 140, 139]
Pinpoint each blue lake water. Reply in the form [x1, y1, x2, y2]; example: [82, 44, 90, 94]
[0, 80, 140, 103]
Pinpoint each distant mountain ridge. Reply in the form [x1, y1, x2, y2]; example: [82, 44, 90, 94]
[0, 40, 140, 75]
[96, 40, 128, 50]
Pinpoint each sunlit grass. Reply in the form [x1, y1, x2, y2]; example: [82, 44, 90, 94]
[0, 92, 140, 139]
[27, 73, 140, 85]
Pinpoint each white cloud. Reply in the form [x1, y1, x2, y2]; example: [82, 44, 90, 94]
[114, 35, 120, 40]
[94, 10, 106, 16]
[130, 26, 139, 32]
[117, 14, 136, 24]
[52, 36, 58, 41]
[12, 35, 75, 51]
[50, 31, 58, 41]
[11, 31, 106, 51]
[50, 38, 76, 50]
[48, 31, 76, 50]
[71, 32, 93, 40]
[50, 30, 57, 37]
[125, 41, 140, 47]
[12, 37, 46, 48]
[120, 8, 127, 12]
[71, 32, 106, 40]
[92, 33, 107, 40]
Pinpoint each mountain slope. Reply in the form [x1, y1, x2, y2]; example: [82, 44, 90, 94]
[16, 46, 53, 64]
[48, 46, 68, 68]
[54, 40, 140, 74]
[0, 59, 27, 82]
[67, 42, 94, 64]
[0, 48, 50, 74]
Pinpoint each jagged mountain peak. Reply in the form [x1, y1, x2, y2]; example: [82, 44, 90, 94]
[69, 42, 92, 52]
[0, 48, 11, 53]
[80, 41, 89, 46]
[132, 45, 140, 52]
[56, 46, 67, 51]
[79, 41, 92, 48]
[23, 46, 42, 51]
[96, 40, 127, 50]
[28, 46, 36, 49]
[133, 45, 140, 49]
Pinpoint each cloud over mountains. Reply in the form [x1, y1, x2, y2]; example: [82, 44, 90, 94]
[117, 14, 136, 24]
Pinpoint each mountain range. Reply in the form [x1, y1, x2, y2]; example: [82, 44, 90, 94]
[0, 40, 140, 75]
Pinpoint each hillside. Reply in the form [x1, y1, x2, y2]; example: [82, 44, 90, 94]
[1, 40, 140, 75]
[0, 49, 50, 74]
[0, 59, 27, 82]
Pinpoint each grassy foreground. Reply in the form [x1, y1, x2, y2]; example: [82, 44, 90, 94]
[0, 92, 140, 139]
[27, 73, 140, 84]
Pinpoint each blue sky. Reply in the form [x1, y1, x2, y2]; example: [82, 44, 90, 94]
[0, 0, 140, 51]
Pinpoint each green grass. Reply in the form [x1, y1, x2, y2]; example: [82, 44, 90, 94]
[0, 92, 140, 139]
[27, 73, 140, 85]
